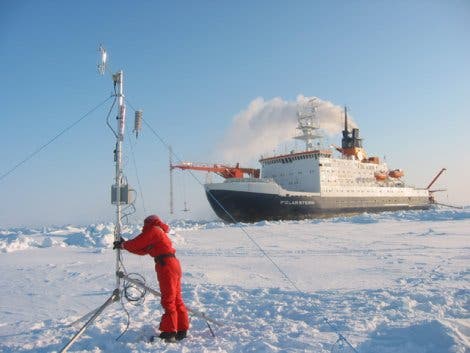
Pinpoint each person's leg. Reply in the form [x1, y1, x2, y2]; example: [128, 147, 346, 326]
[174, 260, 189, 340]
[156, 265, 178, 336]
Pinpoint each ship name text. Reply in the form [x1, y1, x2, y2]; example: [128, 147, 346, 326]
[280, 200, 315, 206]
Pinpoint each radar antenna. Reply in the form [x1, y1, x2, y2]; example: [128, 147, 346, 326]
[294, 98, 323, 151]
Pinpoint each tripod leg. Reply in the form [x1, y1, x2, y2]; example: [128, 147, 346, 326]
[69, 306, 100, 327]
[60, 290, 119, 353]
[119, 272, 223, 327]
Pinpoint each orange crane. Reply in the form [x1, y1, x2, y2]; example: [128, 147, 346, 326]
[426, 168, 447, 190]
[170, 162, 260, 179]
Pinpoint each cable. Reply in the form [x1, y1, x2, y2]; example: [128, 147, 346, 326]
[125, 98, 359, 352]
[0, 96, 113, 183]
[105, 96, 118, 138]
[115, 297, 131, 341]
[121, 202, 136, 225]
[434, 202, 463, 209]
[123, 273, 147, 304]
[115, 271, 147, 341]
[115, 251, 146, 341]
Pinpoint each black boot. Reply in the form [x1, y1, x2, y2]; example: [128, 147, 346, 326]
[159, 331, 176, 343]
[175, 330, 187, 341]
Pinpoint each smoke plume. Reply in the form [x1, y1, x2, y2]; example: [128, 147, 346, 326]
[214, 95, 357, 164]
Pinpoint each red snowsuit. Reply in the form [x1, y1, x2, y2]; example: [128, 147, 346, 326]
[122, 218, 189, 333]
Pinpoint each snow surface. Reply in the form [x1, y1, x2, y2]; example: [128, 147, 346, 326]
[0, 207, 469, 353]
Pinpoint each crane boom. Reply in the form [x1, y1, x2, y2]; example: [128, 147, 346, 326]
[171, 162, 260, 179]
[426, 168, 447, 190]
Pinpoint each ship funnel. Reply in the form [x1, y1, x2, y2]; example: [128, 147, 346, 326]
[341, 107, 363, 149]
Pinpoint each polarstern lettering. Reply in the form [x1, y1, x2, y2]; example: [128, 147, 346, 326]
[280, 200, 315, 205]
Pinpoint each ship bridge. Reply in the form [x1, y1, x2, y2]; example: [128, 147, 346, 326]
[259, 150, 331, 193]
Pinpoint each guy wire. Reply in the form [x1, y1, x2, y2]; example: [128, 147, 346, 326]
[0, 96, 113, 183]
[125, 98, 359, 352]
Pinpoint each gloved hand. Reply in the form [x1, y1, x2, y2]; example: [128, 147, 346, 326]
[113, 237, 124, 250]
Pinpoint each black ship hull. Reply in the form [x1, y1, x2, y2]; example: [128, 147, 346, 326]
[205, 189, 432, 223]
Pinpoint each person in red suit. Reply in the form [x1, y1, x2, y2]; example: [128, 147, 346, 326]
[114, 215, 189, 342]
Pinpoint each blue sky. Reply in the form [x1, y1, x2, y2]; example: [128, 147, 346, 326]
[1, 0, 469, 226]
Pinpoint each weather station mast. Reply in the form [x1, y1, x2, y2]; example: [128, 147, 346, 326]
[109, 61, 126, 292]
[59, 45, 138, 353]
[100, 44, 139, 296]
[59, 46, 221, 353]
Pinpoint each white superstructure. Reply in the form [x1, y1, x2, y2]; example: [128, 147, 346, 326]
[259, 151, 428, 198]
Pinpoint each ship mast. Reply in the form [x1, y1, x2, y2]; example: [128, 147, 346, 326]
[294, 98, 322, 151]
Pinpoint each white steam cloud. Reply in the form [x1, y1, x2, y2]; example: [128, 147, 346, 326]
[214, 95, 357, 164]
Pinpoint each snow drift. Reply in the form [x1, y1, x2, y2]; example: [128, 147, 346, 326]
[0, 207, 469, 353]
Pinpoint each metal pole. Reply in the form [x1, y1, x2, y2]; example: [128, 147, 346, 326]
[114, 70, 126, 291]
[169, 146, 174, 214]
[60, 291, 119, 353]
[59, 66, 129, 352]
[118, 272, 223, 327]
[69, 307, 99, 327]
